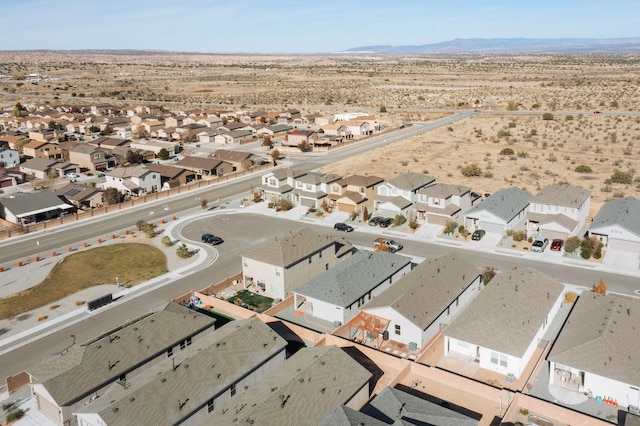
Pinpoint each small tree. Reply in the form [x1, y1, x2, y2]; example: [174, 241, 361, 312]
[275, 198, 293, 211]
[200, 198, 208, 209]
[592, 278, 607, 295]
[393, 214, 407, 227]
[443, 220, 457, 235]
[176, 243, 191, 258]
[461, 163, 482, 177]
[542, 113, 554, 121]
[408, 217, 419, 230]
[380, 105, 387, 113]
[297, 141, 312, 152]
[270, 148, 280, 164]
[564, 291, 578, 304]
[102, 125, 114, 135]
[161, 235, 172, 247]
[157, 148, 170, 160]
[362, 205, 370, 222]
[104, 187, 123, 205]
[375, 241, 391, 252]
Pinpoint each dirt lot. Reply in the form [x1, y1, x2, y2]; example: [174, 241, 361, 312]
[1, 51, 639, 202]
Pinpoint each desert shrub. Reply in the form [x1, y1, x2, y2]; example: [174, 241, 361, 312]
[497, 129, 510, 138]
[580, 248, 591, 259]
[482, 266, 497, 285]
[349, 210, 360, 221]
[610, 170, 633, 184]
[393, 214, 407, 226]
[6, 409, 25, 422]
[161, 235, 172, 247]
[461, 163, 482, 177]
[565, 115, 574, 121]
[592, 278, 607, 294]
[593, 242, 603, 259]
[564, 291, 577, 304]
[512, 230, 527, 242]
[499, 147, 515, 155]
[408, 217, 419, 230]
[458, 225, 469, 237]
[575, 164, 592, 173]
[176, 243, 191, 258]
[519, 408, 530, 416]
[542, 113, 554, 120]
[564, 236, 580, 253]
[275, 199, 293, 211]
[443, 220, 457, 234]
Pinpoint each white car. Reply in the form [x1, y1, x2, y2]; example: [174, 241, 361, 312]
[66, 172, 78, 178]
[531, 237, 549, 253]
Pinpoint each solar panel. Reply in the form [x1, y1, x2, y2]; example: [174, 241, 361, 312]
[65, 189, 81, 196]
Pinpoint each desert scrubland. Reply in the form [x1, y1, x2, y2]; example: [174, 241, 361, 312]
[1, 51, 639, 202]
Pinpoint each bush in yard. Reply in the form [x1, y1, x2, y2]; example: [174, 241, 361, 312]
[393, 214, 407, 226]
[461, 163, 482, 177]
[512, 230, 527, 242]
[593, 242, 603, 259]
[564, 236, 580, 253]
[275, 199, 293, 211]
[161, 235, 172, 247]
[482, 266, 497, 285]
[408, 217, 419, 230]
[176, 243, 191, 258]
[443, 220, 457, 234]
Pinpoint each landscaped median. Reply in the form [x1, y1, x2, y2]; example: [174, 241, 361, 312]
[0, 243, 167, 321]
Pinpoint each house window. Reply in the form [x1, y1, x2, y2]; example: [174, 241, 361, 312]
[230, 383, 236, 396]
[360, 187, 364, 193]
[186, 337, 192, 346]
[94, 153, 101, 159]
[243, 259, 248, 267]
[180, 341, 186, 350]
[275, 268, 281, 276]
[207, 399, 214, 413]
[394, 324, 401, 335]
[490, 351, 508, 367]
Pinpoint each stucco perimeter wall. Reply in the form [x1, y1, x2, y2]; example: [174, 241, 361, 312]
[504, 393, 610, 426]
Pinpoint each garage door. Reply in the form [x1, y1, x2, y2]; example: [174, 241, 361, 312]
[609, 238, 640, 252]
[479, 222, 504, 234]
[300, 197, 315, 208]
[379, 208, 399, 218]
[427, 213, 449, 226]
[337, 202, 356, 213]
[539, 229, 569, 241]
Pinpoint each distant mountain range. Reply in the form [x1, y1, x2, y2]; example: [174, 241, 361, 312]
[342, 38, 640, 54]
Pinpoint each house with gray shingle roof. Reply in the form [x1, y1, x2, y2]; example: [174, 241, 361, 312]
[68, 143, 111, 172]
[27, 303, 216, 425]
[361, 254, 482, 350]
[292, 251, 412, 326]
[74, 317, 287, 426]
[547, 293, 640, 409]
[374, 173, 436, 218]
[463, 187, 531, 235]
[258, 168, 306, 204]
[213, 345, 372, 426]
[103, 166, 160, 196]
[292, 171, 343, 209]
[0, 191, 74, 225]
[55, 183, 103, 209]
[321, 386, 480, 426]
[444, 268, 564, 379]
[413, 182, 478, 226]
[588, 196, 640, 253]
[241, 227, 355, 300]
[526, 184, 591, 240]
[174, 155, 233, 178]
[329, 174, 384, 214]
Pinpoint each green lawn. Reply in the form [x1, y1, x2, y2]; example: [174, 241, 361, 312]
[0, 243, 167, 320]
[227, 290, 273, 311]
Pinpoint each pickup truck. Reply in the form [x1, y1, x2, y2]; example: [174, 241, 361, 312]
[373, 237, 403, 252]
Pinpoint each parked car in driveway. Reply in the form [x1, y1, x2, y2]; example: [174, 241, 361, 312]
[531, 237, 549, 252]
[66, 172, 78, 178]
[378, 217, 393, 228]
[550, 239, 564, 251]
[201, 233, 224, 245]
[471, 229, 486, 241]
[334, 222, 354, 232]
[373, 237, 403, 252]
[368, 217, 382, 226]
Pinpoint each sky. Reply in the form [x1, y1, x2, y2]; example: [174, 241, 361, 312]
[2, 0, 639, 53]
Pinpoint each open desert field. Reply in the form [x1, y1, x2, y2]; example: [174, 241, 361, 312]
[1, 51, 639, 202]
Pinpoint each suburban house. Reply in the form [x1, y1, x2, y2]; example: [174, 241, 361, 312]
[241, 227, 355, 300]
[0, 191, 74, 225]
[209, 149, 265, 172]
[68, 144, 111, 172]
[374, 172, 436, 218]
[0, 167, 25, 193]
[55, 183, 103, 209]
[174, 156, 233, 178]
[19, 158, 78, 179]
[258, 168, 306, 205]
[328, 175, 384, 214]
[27, 303, 217, 426]
[216, 345, 372, 425]
[342, 120, 371, 136]
[292, 251, 412, 326]
[547, 293, 640, 410]
[213, 129, 254, 144]
[526, 184, 591, 240]
[444, 268, 564, 380]
[22, 140, 64, 160]
[147, 163, 196, 189]
[73, 318, 287, 426]
[413, 183, 477, 225]
[361, 254, 482, 351]
[322, 386, 480, 426]
[321, 123, 352, 138]
[588, 196, 640, 253]
[464, 187, 532, 235]
[87, 136, 130, 152]
[284, 129, 318, 148]
[292, 171, 343, 209]
[103, 166, 160, 196]
[255, 123, 293, 138]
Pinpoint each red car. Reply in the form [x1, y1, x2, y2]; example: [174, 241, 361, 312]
[550, 239, 564, 251]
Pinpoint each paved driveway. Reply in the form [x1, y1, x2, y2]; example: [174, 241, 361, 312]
[603, 249, 640, 273]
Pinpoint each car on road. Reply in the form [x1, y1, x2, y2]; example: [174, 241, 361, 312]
[334, 222, 354, 232]
[531, 237, 549, 252]
[201, 233, 224, 245]
[471, 229, 486, 241]
[368, 217, 382, 226]
[550, 239, 564, 251]
[378, 217, 393, 228]
[373, 237, 403, 252]
[594, 111, 602, 114]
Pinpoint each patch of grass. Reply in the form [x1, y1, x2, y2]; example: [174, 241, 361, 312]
[227, 290, 273, 311]
[0, 243, 167, 320]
